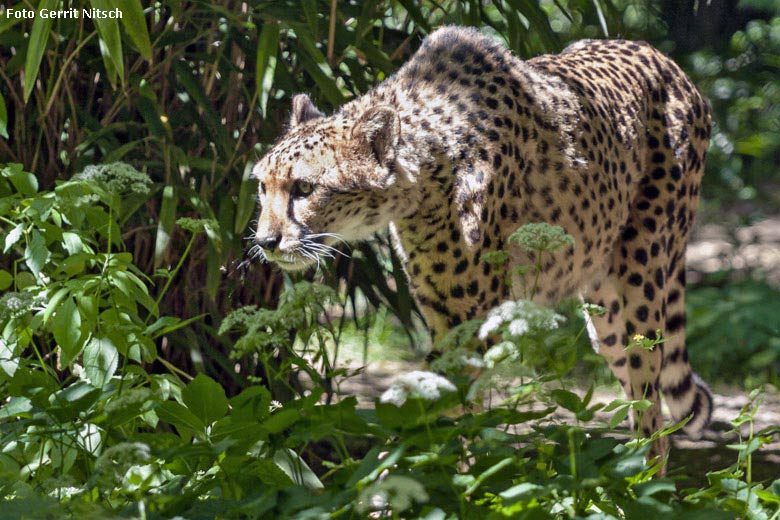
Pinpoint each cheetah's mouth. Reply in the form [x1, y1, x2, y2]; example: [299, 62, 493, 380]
[264, 252, 315, 272]
[260, 233, 348, 272]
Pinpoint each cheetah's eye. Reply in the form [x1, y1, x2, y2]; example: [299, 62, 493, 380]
[291, 180, 315, 198]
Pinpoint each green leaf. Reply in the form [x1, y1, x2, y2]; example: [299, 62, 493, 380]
[53, 296, 83, 364]
[465, 457, 514, 496]
[551, 388, 583, 413]
[273, 449, 324, 490]
[235, 162, 259, 235]
[499, 482, 546, 504]
[0, 269, 12, 291]
[0, 91, 8, 138]
[82, 337, 119, 388]
[256, 22, 280, 117]
[505, 0, 561, 52]
[206, 239, 221, 301]
[103, 139, 145, 163]
[145, 314, 204, 339]
[300, 0, 318, 34]
[156, 400, 206, 436]
[591, 0, 609, 37]
[182, 373, 228, 425]
[356, 42, 395, 75]
[117, 0, 152, 61]
[288, 23, 346, 106]
[43, 286, 70, 323]
[261, 408, 300, 434]
[61, 231, 84, 255]
[4, 223, 23, 252]
[110, 269, 156, 311]
[0, 336, 19, 377]
[253, 458, 295, 487]
[136, 96, 166, 137]
[24, 230, 49, 277]
[0, 397, 32, 420]
[230, 385, 271, 423]
[49, 381, 101, 422]
[23, 0, 58, 103]
[4, 164, 38, 196]
[90, 0, 125, 85]
[609, 405, 630, 429]
[394, 0, 431, 32]
[154, 185, 176, 267]
[347, 445, 405, 488]
[755, 487, 780, 505]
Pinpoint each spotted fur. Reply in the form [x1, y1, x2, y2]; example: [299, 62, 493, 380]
[252, 26, 713, 461]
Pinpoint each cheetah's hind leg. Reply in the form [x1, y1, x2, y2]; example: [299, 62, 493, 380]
[658, 257, 713, 438]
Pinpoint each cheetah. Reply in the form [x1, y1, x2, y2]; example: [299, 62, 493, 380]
[251, 26, 713, 462]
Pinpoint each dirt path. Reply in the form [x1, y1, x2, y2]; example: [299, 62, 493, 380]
[687, 215, 780, 285]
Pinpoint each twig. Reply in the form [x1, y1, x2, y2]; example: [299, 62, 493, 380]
[327, 0, 337, 65]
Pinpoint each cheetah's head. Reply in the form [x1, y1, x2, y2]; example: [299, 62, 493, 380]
[251, 94, 417, 271]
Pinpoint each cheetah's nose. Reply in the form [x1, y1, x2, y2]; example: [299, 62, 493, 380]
[255, 234, 281, 252]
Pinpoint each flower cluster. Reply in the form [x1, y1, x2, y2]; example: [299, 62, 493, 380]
[177, 217, 219, 234]
[478, 300, 564, 341]
[92, 442, 152, 489]
[74, 162, 152, 196]
[0, 291, 38, 321]
[380, 371, 457, 406]
[508, 222, 575, 253]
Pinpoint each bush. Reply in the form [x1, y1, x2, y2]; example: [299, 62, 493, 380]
[2, 1, 780, 517]
[687, 276, 780, 387]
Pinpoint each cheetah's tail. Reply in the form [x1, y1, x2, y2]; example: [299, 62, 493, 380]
[664, 371, 713, 439]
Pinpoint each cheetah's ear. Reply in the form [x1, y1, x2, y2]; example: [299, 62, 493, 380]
[289, 94, 325, 127]
[351, 105, 400, 166]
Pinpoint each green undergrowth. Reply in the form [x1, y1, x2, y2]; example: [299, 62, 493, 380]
[686, 275, 780, 388]
[2, 164, 780, 519]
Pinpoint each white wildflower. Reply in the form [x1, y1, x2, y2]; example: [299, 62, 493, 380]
[508, 318, 529, 336]
[462, 353, 485, 369]
[483, 341, 520, 368]
[478, 313, 504, 339]
[380, 371, 456, 407]
[71, 363, 84, 378]
[478, 300, 564, 340]
[369, 491, 388, 512]
[379, 386, 407, 407]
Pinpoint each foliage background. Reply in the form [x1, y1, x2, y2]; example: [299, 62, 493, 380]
[3, 0, 780, 383]
[1, 0, 780, 518]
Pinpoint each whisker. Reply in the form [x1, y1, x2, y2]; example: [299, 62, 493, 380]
[301, 240, 338, 260]
[308, 232, 351, 250]
[302, 243, 334, 260]
[303, 237, 350, 259]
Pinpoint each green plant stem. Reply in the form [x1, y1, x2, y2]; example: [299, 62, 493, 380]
[146, 231, 198, 324]
[157, 356, 193, 381]
[530, 249, 543, 298]
[43, 32, 98, 117]
[568, 427, 579, 512]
